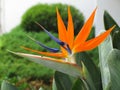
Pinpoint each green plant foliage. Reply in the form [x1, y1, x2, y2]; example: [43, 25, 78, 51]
[103, 12, 120, 89]
[52, 79, 57, 90]
[54, 71, 87, 90]
[9, 50, 83, 78]
[0, 26, 56, 89]
[72, 79, 85, 90]
[54, 71, 73, 90]
[108, 49, 120, 89]
[75, 52, 102, 90]
[99, 32, 120, 90]
[10, 43, 101, 90]
[98, 35, 112, 90]
[21, 3, 84, 35]
[9, 49, 100, 90]
[104, 11, 120, 50]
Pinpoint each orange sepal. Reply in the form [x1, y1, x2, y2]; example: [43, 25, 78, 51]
[74, 8, 97, 47]
[56, 8, 68, 54]
[21, 46, 66, 58]
[67, 7, 74, 49]
[75, 25, 115, 52]
[56, 8, 68, 42]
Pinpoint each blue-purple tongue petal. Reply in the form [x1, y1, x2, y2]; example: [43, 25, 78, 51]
[27, 35, 59, 53]
[35, 22, 72, 54]
[66, 44, 72, 54]
[35, 22, 65, 46]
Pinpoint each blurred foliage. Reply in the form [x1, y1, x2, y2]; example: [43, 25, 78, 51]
[21, 3, 84, 35]
[104, 11, 120, 50]
[0, 26, 55, 89]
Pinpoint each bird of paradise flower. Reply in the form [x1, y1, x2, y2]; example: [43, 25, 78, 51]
[10, 7, 114, 78]
[22, 7, 114, 63]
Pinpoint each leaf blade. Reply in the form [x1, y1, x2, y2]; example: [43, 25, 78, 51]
[9, 51, 82, 78]
[108, 49, 120, 90]
[98, 34, 113, 89]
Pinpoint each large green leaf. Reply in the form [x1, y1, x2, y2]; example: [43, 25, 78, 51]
[98, 35, 113, 89]
[53, 71, 86, 90]
[9, 51, 82, 78]
[103, 11, 120, 89]
[54, 71, 74, 90]
[99, 30, 120, 89]
[75, 52, 102, 90]
[1, 80, 18, 90]
[108, 49, 120, 90]
[104, 11, 120, 50]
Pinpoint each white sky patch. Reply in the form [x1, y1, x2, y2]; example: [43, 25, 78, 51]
[3, 0, 96, 33]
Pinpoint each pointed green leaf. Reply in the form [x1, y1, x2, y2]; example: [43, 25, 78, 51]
[104, 11, 119, 32]
[54, 71, 74, 90]
[108, 49, 120, 90]
[112, 30, 120, 50]
[75, 52, 102, 90]
[82, 61, 97, 90]
[52, 79, 57, 90]
[9, 51, 82, 78]
[72, 79, 85, 90]
[1, 80, 18, 90]
[99, 31, 120, 89]
[98, 34, 113, 89]
[104, 11, 120, 50]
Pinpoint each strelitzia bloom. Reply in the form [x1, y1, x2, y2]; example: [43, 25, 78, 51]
[22, 7, 114, 64]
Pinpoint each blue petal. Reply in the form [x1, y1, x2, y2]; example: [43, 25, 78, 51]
[27, 35, 59, 53]
[35, 22, 72, 54]
[35, 22, 65, 46]
[66, 44, 72, 54]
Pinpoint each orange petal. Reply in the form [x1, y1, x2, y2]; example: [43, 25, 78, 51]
[57, 8, 68, 43]
[21, 46, 66, 58]
[72, 44, 84, 53]
[75, 25, 115, 52]
[67, 7, 74, 49]
[74, 8, 97, 48]
[57, 8, 68, 55]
